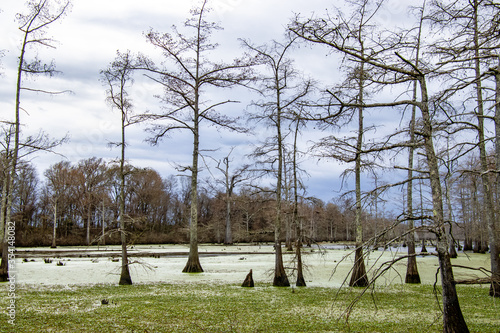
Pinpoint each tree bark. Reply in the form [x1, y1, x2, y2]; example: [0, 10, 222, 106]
[86, 203, 91, 246]
[119, 86, 132, 285]
[419, 76, 469, 332]
[489, 59, 500, 297]
[471, 0, 499, 297]
[273, 80, 289, 287]
[225, 197, 232, 245]
[51, 201, 57, 248]
[101, 201, 106, 246]
[350, 46, 368, 288]
[406, 64, 421, 284]
[0, 149, 11, 281]
[224, 162, 233, 245]
[293, 120, 306, 287]
[421, 239, 427, 254]
[183, 83, 203, 273]
[445, 164, 457, 259]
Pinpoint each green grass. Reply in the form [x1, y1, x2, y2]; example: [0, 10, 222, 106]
[1, 283, 498, 333]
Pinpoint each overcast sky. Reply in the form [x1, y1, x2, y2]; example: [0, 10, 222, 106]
[0, 0, 415, 205]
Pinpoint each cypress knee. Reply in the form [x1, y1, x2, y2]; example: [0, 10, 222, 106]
[242, 269, 254, 287]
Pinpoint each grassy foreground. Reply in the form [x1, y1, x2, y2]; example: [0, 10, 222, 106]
[1, 282, 498, 333]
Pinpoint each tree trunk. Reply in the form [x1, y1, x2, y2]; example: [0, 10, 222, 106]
[473, 240, 480, 253]
[273, 241, 289, 286]
[437, 239, 469, 333]
[448, 226, 458, 259]
[86, 203, 91, 246]
[350, 55, 368, 288]
[182, 25, 204, 272]
[0, 20, 29, 281]
[445, 147, 458, 260]
[449, 242, 458, 258]
[183, 93, 203, 273]
[286, 215, 293, 252]
[463, 238, 472, 252]
[119, 102, 132, 285]
[470, 0, 499, 297]
[406, 244, 421, 283]
[0, 156, 11, 282]
[406, 67, 421, 283]
[489, 59, 500, 297]
[101, 201, 106, 246]
[421, 239, 427, 254]
[460, 188, 473, 251]
[51, 201, 57, 248]
[0, 241, 8, 282]
[350, 153, 368, 287]
[419, 76, 469, 332]
[293, 121, 306, 287]
[283, 152, 293, 252]
[273, 87, 289, 287]
[119, 225, 132, 285]
[224, 193, 232, 245]
[295, 235, 306, 287]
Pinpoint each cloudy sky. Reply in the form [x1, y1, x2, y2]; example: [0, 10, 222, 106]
[0, 0, 414, 205]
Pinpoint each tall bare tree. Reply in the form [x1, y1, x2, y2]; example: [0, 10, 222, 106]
[429, 0, 499, 297]
[0, 0, 70, 282]
[341, 0, 384, 288]
[302, 0, 384, 288]
[243, 35, 313, 286]
[291, 0, 471, 330]
[405, 2, 425, 285]
[136, 0, 252, 272]
[101, 50, 137, 285]
[290, 117, 307, 286]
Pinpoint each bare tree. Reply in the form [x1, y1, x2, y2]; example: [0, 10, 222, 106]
[211, 148, 251, 245]
[243, 34, 313, 286]
[303, 0, 385, 288]
[290, 0, 471, 330]
[429, 0, 499, 297]
[290, 117, 307, 286]
[340, 0, 384, 288]
[0, 0, 70, 282]
[136, 0, 252, 273]
[405, 2, 425, 285]
[101, 50, 137, 285]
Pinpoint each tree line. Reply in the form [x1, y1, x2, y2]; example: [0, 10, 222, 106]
[3, 151, 494, 251]
[6, 156, 400, 247]
[1, 0, 499, 331]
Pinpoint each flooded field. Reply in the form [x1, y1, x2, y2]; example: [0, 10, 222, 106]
[13, 243, 491, 287]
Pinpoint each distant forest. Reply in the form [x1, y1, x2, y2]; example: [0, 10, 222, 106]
[6, 154, 492, 249]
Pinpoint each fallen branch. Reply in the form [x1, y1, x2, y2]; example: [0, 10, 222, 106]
[452, 265, 495, 285]
[454, 277, 492, 285]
